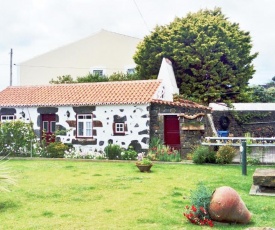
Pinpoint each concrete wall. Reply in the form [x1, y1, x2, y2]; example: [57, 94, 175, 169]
[18, 30, 141, 86]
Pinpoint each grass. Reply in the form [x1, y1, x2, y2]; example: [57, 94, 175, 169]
[0, 159, 275, 229]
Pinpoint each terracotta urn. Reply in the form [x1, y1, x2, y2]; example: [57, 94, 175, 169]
[209, 186, 252, 224]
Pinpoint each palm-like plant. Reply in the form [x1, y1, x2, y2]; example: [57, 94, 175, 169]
[0, 158, 15, 192]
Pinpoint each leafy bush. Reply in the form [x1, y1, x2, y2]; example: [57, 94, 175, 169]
[192, 146, 217, 164]
[192, 146, 207, 164]
[204, 149, 216, 163]
[104, 144, 122, 160]
[0, 121, 37, 157]
[121, 146, 137, 160]
[44, 142, 69, 158]
[216, 145, 237, 164]
[247, 156, 261, 165]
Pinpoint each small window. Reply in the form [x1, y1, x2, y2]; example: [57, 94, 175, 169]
[93, 70, 103, 76]
[77, 114, 93, 138]
[126, 68, 135, 75]
[113, 122, 126, 136]
[1, 115, 15, 123]
[115, 123, 125, 133]
[90, 66, 106, 76]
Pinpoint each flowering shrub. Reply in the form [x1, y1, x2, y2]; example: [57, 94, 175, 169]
[148, 144, 181, 162]
[64, 148, 106, 159]
[216, 145, 237, 164]
[184, 205, 214, 227]
[183, 182, 214, 227]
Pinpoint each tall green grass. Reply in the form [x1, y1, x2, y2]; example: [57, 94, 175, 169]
[0, 159, 274, 229]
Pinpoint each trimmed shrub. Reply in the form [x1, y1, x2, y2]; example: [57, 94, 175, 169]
[104, 144, 122, 160]
[192, 146, 208, 164]
[45, 142, 69, 158]
[192, 146, 216, 164]
[204, 149, 216, 163]
[216, 145, 236, 164]
[121, 146, 137, 160]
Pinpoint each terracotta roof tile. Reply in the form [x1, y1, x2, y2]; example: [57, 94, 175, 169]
[0, 80, 162, 107]
[151, 99, 211, 110]
[0, 80, 211, 110]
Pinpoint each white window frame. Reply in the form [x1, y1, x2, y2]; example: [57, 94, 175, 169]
[1, 115, 15, 123]
[124, 65, 136, 75]
[77, 114, 93, 138]
[89, 66, 106, 76]
[115, 123, 125, 134]
[50, 121, 56, 133]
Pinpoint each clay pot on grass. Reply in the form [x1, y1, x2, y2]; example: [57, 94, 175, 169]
[209, 186, 252, 224]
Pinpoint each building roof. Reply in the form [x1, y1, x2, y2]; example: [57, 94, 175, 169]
[209, 103, 275, 111]
[152, 99, 211, 111]
[0, 80, 162, 107]
[0, 80, 211, 110]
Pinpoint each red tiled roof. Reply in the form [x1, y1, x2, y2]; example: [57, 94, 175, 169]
[0, 80, 211, 110]
[151, 99, 211, 110]
[0, 80, 162, 107]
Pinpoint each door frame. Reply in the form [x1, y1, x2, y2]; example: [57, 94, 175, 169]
[163, 114, 181, 150]
[41, 114, 56, 143]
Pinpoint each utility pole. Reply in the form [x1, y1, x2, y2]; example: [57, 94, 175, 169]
[10, 48, 13, 86]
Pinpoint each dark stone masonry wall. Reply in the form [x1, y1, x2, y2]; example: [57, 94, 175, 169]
[150, 103, 211, 158]
[212, 111, 275, 137]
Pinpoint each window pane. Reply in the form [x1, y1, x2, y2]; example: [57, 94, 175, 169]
[51, 121, 56, 133]
[78, 122, 84, 136]
[43, 121, 49, 132]
[86, 121, 92, 136]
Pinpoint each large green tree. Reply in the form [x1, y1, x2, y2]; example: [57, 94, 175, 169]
[134, 8, 258, 104]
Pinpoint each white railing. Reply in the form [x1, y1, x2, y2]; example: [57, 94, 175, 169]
[202, 137, 275, 164]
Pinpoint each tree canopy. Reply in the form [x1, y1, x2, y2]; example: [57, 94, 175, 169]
[49, 72, 140, 84]
[134, 8, 258, 104]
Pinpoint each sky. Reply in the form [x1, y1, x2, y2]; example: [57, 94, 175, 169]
[0, 0, 274, 91]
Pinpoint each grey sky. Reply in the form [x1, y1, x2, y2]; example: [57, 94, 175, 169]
[0, 0, 274, 91]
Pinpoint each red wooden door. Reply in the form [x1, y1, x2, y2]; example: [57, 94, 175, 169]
[164, 115, 180, 150]
[41, 114, 56, 143]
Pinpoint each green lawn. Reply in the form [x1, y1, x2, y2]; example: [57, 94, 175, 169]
[1, 159, 274, 230]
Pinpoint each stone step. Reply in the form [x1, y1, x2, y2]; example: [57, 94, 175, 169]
[253, 168, 275, 187]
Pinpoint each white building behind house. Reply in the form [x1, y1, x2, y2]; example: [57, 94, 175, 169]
[18, 30, 141, 86]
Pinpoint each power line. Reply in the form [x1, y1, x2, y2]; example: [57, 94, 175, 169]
[14, 63, 125, 71]
[133, 0, 150, 33]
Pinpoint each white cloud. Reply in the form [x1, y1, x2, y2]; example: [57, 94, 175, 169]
[1, 0, 275, 90]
